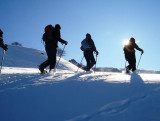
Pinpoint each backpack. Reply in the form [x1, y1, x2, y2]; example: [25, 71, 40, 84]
[81, 38, 91, 50]
[42, 25, 55, 43]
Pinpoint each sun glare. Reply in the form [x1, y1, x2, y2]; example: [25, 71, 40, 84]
[123, 39, 129, 46]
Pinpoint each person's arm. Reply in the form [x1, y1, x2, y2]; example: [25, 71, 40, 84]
[88, 39, 96, 51]
[80, 45, 84, 51]
[0, 37, 4, 47]
[0, 37, 8, 51]
[59, 38, 67, 44]
[135, 43, 144, 54]
[56, 31, 67, 45]
[88, 39, 98, 55]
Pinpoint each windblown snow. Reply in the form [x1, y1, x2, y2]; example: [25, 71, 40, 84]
[0, 45, 160, 121]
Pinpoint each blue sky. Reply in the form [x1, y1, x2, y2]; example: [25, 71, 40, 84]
[0, 0, 160, 71]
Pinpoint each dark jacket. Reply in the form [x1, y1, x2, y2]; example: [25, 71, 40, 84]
[43, 28, 66, 48]
[81, 38, 97, 52]
[123, 42, 143, 54]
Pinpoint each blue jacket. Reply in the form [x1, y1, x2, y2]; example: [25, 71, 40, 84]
[81, 38, 97, 51]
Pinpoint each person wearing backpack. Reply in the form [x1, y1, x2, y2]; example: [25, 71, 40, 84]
[0, 29, 8, 51]
[39, 24, 68, 74]
[81, 33, 98, 71]
[123, 37, 144, 73]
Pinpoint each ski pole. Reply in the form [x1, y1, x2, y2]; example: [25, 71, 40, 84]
[124, 60, 130, 73]
[124, 60, 127, 71]
[55, 44, 66, 71]
[125, 60, 127, 68]
[76, 56, 84, 73]
[94, 54, 98, 73]
[137, 54, 142, 69]
[0, 49, 5, 74]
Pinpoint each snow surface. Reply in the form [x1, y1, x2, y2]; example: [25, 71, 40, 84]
[0, 45, 160, 121]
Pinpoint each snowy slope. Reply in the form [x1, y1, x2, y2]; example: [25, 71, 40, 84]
[0, 46, 160, 121]
[0, 45, 46, 68]
[0, 45, 80, 72]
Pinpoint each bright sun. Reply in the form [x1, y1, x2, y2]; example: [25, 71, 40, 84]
[123, 39, 129, 46]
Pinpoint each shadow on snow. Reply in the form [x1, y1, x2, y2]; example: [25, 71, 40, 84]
[0, 72, 160, 121]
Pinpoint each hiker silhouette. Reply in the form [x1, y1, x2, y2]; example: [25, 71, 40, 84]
[123, 37, 144, 73]
[80, 33, 98, 71]
[39, 24, 68, 74]
[0, 29, 8, 51]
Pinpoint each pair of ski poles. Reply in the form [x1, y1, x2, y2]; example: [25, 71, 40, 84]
[76, 53, 98, 73]
[0, 49, 6, 74]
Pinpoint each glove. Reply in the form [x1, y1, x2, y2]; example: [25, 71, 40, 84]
[3, 44, 8, 51]
[141, 50, 144, 55]
[95, 50, 99, 55]
[80, 46, 84, 51]
[64, 41, 68, 45]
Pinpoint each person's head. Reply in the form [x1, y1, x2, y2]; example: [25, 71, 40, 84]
[129, 37, 135, 43]
[55, 24, 61, 30]
[86, 33, 91, 39]
[0, 29, 3, 36]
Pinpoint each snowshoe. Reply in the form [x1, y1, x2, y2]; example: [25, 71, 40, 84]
[39, 66, 48, 74]
[49, 69, 56, 74]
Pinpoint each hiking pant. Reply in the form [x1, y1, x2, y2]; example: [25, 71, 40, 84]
[40, 46, 57, 70]
[125, 52, 136, 72]
[84, 49, 96, 70]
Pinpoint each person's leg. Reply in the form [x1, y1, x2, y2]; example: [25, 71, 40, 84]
[39, 47, 50, 73]
[124, 53, 130, 73]
[39, 60, 50, 73]
[84, 50, 90, 71]
[40, 60, 49, 68]
[126, 53, 132, 71]
[131, 53, 136, 72]
[126, 63, 132, 70]
[49, 48, 57, 71]
[88, 50, 96, 70]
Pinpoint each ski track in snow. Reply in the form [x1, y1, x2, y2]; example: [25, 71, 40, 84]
[67, 87, 160, 121]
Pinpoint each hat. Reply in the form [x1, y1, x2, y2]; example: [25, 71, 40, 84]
[86, 33, 91, 38]
[130, 37, 135, 43]
[55, 24, 61, 29]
